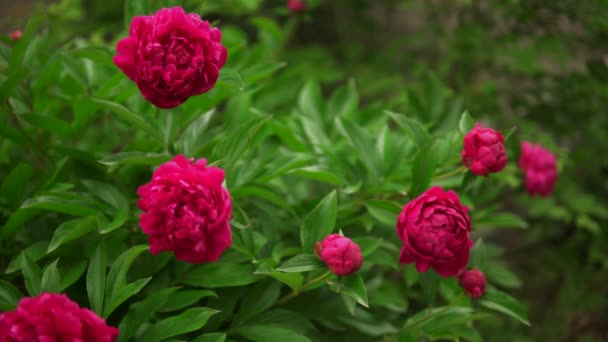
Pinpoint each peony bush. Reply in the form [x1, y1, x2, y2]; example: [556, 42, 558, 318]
[3, 0, 605, 341]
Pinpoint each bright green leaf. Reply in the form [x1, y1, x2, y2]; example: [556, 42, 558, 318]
[300, 190, 337, 253]
[139, 307, 219, 342]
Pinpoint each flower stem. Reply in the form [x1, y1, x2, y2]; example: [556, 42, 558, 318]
[432, 166, 468, 181]
[276, 271, 332, 305]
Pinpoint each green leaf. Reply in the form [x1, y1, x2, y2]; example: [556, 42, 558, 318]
[235, 280, 281, 325]
[192, 333, 227, 342]
[477, 213, 528, 229]
[238, 325, 311, 342]
[352, 237, 384, 257]
[87, 242, 107, 315]
[21, 194, 97, 216]
[254, 262, 304, 291]
[1, 163, 33, 207]
[458, 110, 475, 134]
[124, 0, 151, 28]
[419, 270, 440, 306]
[58, 259, 87, 292]
[340, 273, 368, 308]
[91, 98, 164, 145]
[480, 289, 531, 326]
[409, 144, 436, 197]
[139, 307, 219, 342]
[276, 254, 325, 273]
[117, 287, 179, 342]
[334, 117, 382, 179]
[68, 46, 115, 67]
[183, 262, 258, 288]
[98, 151, 171, 166]
[104, 277, 152, 319]
[289, 167, 346, 186]
[460, 170, 478, 194]
[298, 80, 324, 121]
[328, 79, 358, 118]
[47, 216, 97, 253]
[386, 111, 431, 149]
[300, 190, 337, 253]
[158, 290, 217, 312]
[469, 238, 487, 270]
[40, 259, 61, 293]
[218, 67, 245, 90]
[365, 200, 401, 226]
[0, 279, 24, 308]
[5, 241, 48, 273]
[21, 252, 42, 296]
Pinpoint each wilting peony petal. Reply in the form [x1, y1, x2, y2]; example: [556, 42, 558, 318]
[113, 7, 227, 109]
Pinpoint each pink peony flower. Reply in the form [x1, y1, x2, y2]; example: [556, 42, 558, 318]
[137, 155, 232, 263]
[9, 30, 22, 41]
[396, 186, 472, 277]
[315, 234, 362, 276]
[0, 292, 119, 342]
[518, 141, 558, 196]
[288, 0, 307, 12]
[458, 268, 487, 298]
[113, 7, 227, 109]
[461, 123, 508, 176]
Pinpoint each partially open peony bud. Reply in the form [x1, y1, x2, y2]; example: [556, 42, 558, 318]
[315, 234, 363, 276]
[113, 7, 227, 109]
[137, 155, 232, 263]
[518, 141, 558, 197]
[9, 30, 22, 41]
[461, 123, 508, 176]
[0, 293, 119, 342]
[288, 0, 307, 12]
[458, 269, 487, 299]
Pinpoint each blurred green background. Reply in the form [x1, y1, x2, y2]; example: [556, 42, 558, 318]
[3, 0, 607, 341]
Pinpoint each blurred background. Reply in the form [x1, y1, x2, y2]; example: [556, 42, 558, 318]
[3, 0, 608, 341]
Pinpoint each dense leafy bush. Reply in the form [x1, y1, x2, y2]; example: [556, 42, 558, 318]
[1, 0, 607, 341]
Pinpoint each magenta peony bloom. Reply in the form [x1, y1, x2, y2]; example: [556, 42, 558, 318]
[458, 269, 487, 298]
[137, 155, 232, 263]
[518, 141, 558, 196]
[396, 186, 472, 277]
[288, 0, 307, 12]
[9, 30, 22, 41]
[113, 7, 227, 109]
[461, 123, 508, 176]
[315, 234, 362, 276]
[0, 293, 119, 342]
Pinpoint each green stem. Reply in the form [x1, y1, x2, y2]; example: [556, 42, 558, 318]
[432, 166, 467, 181]
[276, 271, 332, 305]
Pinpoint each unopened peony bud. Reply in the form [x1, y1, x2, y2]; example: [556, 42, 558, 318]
[458, 269, 487, 299]
[518, 141, 558, 197]
[461, 123, 508, 176]
[9, 30, 22, 41]
[288, 0, 307, 12]
[315, 234, 362, 276]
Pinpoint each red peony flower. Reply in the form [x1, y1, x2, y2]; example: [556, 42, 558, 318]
[288, 0, 307, 12]
[0, 292, 119, 342]
[315, 234, 363, 276]
[113, 7, 227, 109]
[396, 186, 472, 277]
[9, 30, 22, 41]
[518, 141, 558, 196]
[137, 155, 232, 263]
[458, 268, 487, 298]
[461, 123, 508, 176]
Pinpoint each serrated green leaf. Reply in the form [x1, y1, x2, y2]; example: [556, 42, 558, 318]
[300, 190, 337, 253]
[277, 254, 325, 273]
[139, 307, 219, 342]
[340, 273, 368, 308]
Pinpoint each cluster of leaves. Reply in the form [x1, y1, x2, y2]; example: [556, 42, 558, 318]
[4, 0, 605, 341]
